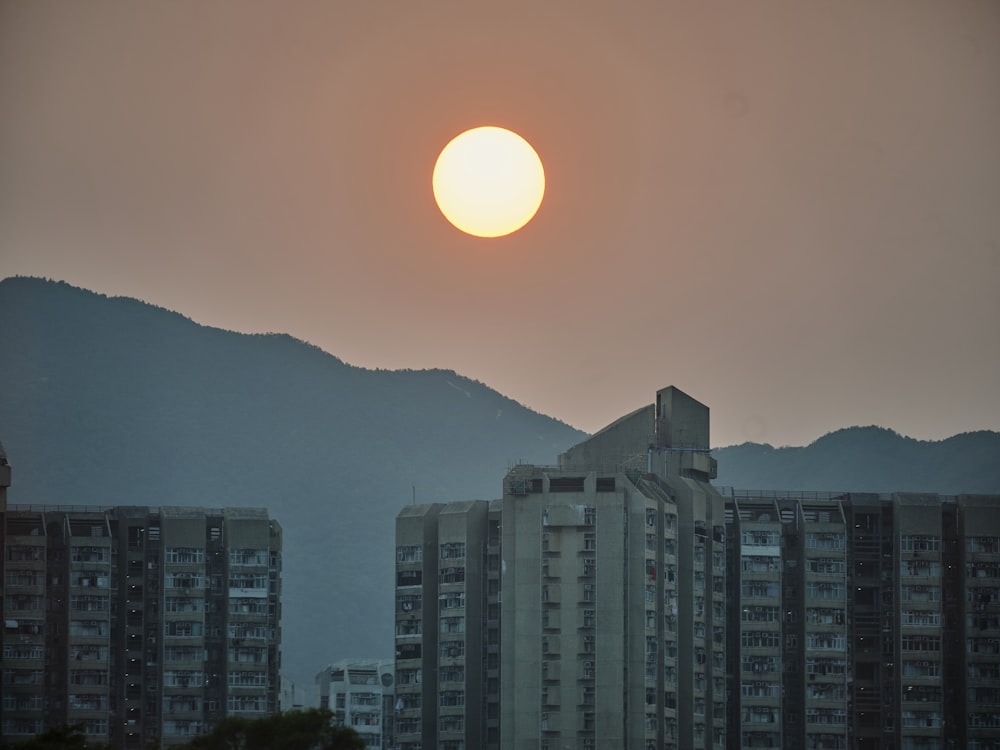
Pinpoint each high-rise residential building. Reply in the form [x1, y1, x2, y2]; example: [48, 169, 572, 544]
[501, 385, 726, 750]
[393, 385, 999, 750]
[395, 386, 727, 750]
[393, 499, 499, 750]
[723, 489, 1000, 750]
[1, 485, 282, 749]
[315, 659, 395, 749]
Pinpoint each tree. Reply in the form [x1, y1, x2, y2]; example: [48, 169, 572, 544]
[177, 710, 364, 750]
[0, 724, 109, 750]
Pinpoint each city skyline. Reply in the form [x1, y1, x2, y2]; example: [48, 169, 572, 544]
[2, 1, 998, 447]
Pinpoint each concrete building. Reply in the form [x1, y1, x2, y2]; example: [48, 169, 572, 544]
[392, 385, 999, 750]
[501, 386, 726, 750]
[723, 489, 1000, 750]
[1, 482, 282, 748]
[315, 659, 395, 749]
[395, 386, 727, 750]
[393, 498, 499, 750]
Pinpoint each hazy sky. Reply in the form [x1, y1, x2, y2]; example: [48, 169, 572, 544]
[2, 1, 998, 447]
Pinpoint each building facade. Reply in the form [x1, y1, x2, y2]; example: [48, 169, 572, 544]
[393, 499, 499, 750]
[315, 659, 395, 749]
[392, 386, 999, 750]
[1, 496, 282, 749]
[395, 386, 727, 750]
[501, 386, 726, 750]
[723, 489, 1000, 750]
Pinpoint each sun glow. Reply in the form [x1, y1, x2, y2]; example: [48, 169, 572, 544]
[432, 126, 545, 238]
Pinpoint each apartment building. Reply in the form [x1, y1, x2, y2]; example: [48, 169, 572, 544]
[723, 490, 1000, 750]
[393, 498, 497, 750]
[1, 495, 282, 749]
[395, 386, 726, 750]
[315, 659, 395, 749]
[392, 386, 999, 750]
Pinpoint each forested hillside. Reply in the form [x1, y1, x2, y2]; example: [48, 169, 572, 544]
[0, 277, 587, 682]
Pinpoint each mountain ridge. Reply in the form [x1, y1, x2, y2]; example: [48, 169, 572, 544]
[0, 276, 588, 683]
[1, 276, 997, 684]
[713, 425, 1000, 494]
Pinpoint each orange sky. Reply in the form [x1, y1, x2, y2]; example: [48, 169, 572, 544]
[1, 0, 998, 447]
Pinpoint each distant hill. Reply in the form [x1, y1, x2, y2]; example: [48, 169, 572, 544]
[713, 426, 1000, 494]
[1, 277, 998, 684]
[0, 277, 587, 684]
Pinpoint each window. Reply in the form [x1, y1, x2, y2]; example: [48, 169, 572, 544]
[397, 570, 422, 587]
[440, 640, 465, 658]
[439, 666, 464, 682]
[440, 592, 465, 611]
[805, 533, 845, 550]
[166, 547, 205, 564]
[901, 559, 941, 577]
[396, 545, 422, 563]
[805, 658, 847, 676]
[807, 633, 847, 650]
[967, 536, 1000, 554]
[440, 616, 465, 634]
[742, 682, 781, 699]
[164, 670, 204, 687]
[70, 546, 109, 563]
[2, 645, 44, 660]
[397, 594, 421, 613]
[902, 660, 940, 677]
[742, 606, 780, 623]
[5, 570, 45, 587]
[164, 621, 204, 638]
[806, 582, 845, 600]
[901, 535, 941, 553]
[742, 531, 780, 547]
[70, 620, 109, 637]
[742, 656, 780, 674]
[741, 631, 781, 649]
[165, 596, 204, 613]
[806, 709, 848, 726]
[439, 567, 465, 584]
[167, 573, 204, 589]
[440, 690, 465, 707]
[397, 669, 421, 685]
[902, 610, 941, 627]
[396, 619, 421, 636]
[69, 595, 109, 612]
[807, 558, 845, 574]
[901, 585, 941, 603]
[229, 548, 267, 566]
[742, 581, 780, 598]
[440, 542, 466, 560]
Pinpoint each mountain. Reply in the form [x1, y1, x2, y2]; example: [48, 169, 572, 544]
[713, 426, 1000, 494]
[2, 277, 998, 683]
[0, 277, 588, 684]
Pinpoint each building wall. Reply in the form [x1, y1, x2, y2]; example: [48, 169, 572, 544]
[499, 387, 725, 750]
[316, 659, 394, 749]
[1, 504, 282, 750]
[958, 495, 1000, 749]
[722, 490, 1000, 750]
[393, 500, 491, 750]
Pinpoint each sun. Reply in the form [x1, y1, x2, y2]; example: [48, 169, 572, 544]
[432, 126, 545, 238]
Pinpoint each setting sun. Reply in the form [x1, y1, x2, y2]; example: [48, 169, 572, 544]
[432, 126, 545, 238]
